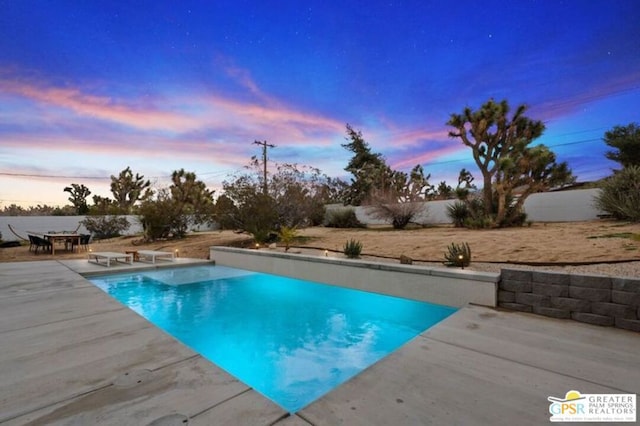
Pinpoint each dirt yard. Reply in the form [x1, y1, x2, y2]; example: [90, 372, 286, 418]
[2, 220, 639, 274]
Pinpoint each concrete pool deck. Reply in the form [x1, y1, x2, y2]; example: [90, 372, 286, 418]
[0, 260, 638, 425]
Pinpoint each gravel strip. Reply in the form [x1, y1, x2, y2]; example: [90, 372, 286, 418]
[413, 260, 640, 278]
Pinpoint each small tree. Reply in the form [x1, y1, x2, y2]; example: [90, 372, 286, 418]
[269, 163, 329, 228]
[213, 194, 239, 230]
[223, 160, 336, 232]
[342, 124, 388, 206]
[240, 192, 279, 243]
[137, 190, 177, 240]
[604, 123, 640, 169]
[342, 125, 433, 206]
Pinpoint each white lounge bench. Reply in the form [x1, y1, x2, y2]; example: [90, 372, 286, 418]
[87, 251, 134, 267]
[137, 250, 175, 264]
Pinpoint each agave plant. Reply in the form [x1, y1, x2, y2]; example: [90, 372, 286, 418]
[446, 201, 469, 227]
[443, 242, 471, 268]
[343, 239, 363, 259]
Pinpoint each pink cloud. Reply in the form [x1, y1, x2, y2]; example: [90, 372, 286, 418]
[0, 79, 203, 132]
[0, 73, 347, 150]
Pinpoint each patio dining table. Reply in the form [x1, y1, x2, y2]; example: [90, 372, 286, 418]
[44, 233, 80, 255]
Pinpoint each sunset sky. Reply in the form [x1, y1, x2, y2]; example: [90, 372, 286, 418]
[1, 0, 639, 208]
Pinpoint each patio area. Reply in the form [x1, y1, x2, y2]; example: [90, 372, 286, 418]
[0, 259, 638, 425]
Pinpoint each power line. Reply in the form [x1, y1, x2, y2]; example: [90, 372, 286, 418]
[0, 172, 111, 179]
[0, 168, 242, 180]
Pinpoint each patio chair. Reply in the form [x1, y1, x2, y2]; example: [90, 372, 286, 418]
[27, 234, 36, 252]
[72, 234, 91, 251]
[30, 235, 52, 254]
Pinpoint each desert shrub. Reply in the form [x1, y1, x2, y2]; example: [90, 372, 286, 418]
[443, 242, 471, 267]
[213, 194, 239, 230]
[594, 166, 640, 222]
[500, 209, 528, 227]
[326, 208, 364, 228]
[343, 239, 363, 258]
[450, 196, 493, 229]
[81, 215, 130, 239]
[463, 216, 493, 229]
[252, 229, 278, 245]
[137, 196, 188, 240]
[446, 201, 469, 227]
[364, 190, 427, 230]
[367, 201, 426, 229]
[451, 193, 529, 229]
[308, 204, 326, 227]
[242, 194, 279, 243]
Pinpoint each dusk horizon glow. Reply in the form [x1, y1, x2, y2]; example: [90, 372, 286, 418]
[1, 1, 639, 208]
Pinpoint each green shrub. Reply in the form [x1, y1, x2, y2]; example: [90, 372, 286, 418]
[81, 215, 130, 239]
[449, 197, 493, 229]
[594, 166, 640, 222]
[499, 209, 528, 227]
[443, 242, 471, 267]
[251, 229, 273, 244]
[446, 201, 469, 227]
[463, 216, 493, 229]
[326, 208, 364, 228]
[308, 204, 326, 227]
[137, 196, 185, 240]
[343, 239, 363, 258]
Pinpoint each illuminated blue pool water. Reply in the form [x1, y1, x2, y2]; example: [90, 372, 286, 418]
[89, 265, 456, 412]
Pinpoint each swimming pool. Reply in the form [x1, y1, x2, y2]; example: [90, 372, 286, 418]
[89, 265, 456, 412]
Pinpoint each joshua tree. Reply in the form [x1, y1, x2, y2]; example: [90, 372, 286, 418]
[448, 99, 574, 226]
[110, 166, 152, 213]
[63, 183, 91, 215]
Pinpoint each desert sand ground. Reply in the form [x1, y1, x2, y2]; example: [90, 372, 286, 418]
[2, 220, 639, 276]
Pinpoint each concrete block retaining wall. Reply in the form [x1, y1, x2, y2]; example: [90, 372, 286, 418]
[499, 268, 640, 332]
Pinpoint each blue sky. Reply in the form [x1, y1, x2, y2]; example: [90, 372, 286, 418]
[1, 0, 639, 207]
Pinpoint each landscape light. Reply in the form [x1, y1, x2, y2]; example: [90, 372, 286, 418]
[458, 254, 464, 270]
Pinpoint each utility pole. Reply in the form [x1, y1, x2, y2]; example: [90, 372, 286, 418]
[253, 140, 275, 194]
